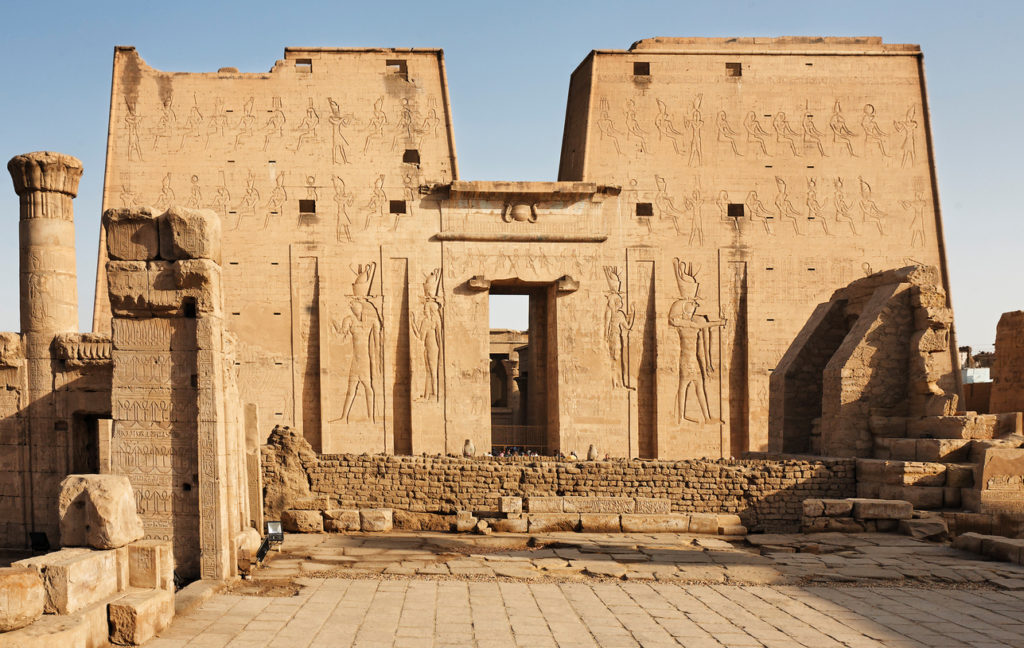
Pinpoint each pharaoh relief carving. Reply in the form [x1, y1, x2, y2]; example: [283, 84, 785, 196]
[744, 111, 770, 157]
[124, 97, 144, 161]
[830, 101, 857, 157]
[332, 176, 354, 242]
[411, 268, 444, 401]
[332, 262, 384, 424]
[654, 99, 684, 155]
[669, 259, 725, 426]
[685, 94, 704, 167]
[602, 266, 635, 389]
[327, 98, 355, 164]
[900, 192, 928, 247]
[858, 177, 886, 235]
[262, 97, 286, 151]
[596, 98, 623, 156]
[294, 99, 320, 152]
[716, 111, 741, 156]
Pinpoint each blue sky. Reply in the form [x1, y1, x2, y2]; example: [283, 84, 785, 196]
[1, 0, 1020, 348]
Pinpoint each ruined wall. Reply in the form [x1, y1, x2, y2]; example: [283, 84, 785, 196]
[990, 311, 1024, 413]
[560, 37, 950, 455]
[97, 38, 952, 461]
[264, 449, 855, 532]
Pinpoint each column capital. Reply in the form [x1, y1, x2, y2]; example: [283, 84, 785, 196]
[8, 151, 83, 199]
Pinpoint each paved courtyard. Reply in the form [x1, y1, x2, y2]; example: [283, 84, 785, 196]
[148, 532, 1024, 647]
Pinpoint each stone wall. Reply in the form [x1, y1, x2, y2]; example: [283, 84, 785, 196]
[262, 437, 855, 532]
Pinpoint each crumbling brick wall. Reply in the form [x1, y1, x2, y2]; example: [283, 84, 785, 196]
[262, 429, 855, 532]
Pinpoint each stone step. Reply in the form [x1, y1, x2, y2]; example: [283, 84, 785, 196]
[0, 593, 110, 648]
[903, 412, 1021, 440]
[13, 548, 119, 615]
[108, 588, 175, 646]
[856, 459, 974, 490]
[873, 437, 971, 462]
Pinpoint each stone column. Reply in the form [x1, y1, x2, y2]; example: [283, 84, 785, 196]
[7, 151, 82, 544]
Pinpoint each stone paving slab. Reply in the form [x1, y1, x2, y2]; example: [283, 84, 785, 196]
[148, 579, 1024, 647]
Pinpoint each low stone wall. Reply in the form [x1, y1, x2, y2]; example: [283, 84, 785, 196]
[263, 440, 855, 532]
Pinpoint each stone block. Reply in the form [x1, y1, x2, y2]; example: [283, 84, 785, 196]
[820, 499, 854, 517]
[875, 519, 899, 532]
[688, 513, 719, 535]
[108, 589, 175, 646]
[524, 497, 562, 513]
[900, 462, 947, 487]
[944, 487, 962, 509]
[868, 416, 907, 438]
[323, 509, 360, 532]
[851, 498, 913, 520]
[916, 438, 971, 462]
[716, 514, 742, 527]
[490, 518, 528, 533]
[58, 474, 145, 550]
[620, 514, 688, 533]
[282, 510, 323, 533]
[984, 538, 1024, 564]
[634, 498, 671, 514]
[579, 513, 622, 533]
[14, 548, 118, 614]
[945, 463, 975, 488]
[802, 499, 824, 517]
[104, 207, 160, 261]
[0, 568, 44, 632]
[856, 482, 880, 499]
[455, 510, 478, 533]
[878, 485, 944, 509]
[952, 532, 987, 553]
[159, 206, 221, 262]
[562, 497, 634, 514]
[359, 509, 393, 532]
[526, 514, 579, 533]
[824, 517, 866, 533]
[127, 540, 174, 591]
[499, 497, 522, 514]
[889, 438, 918, 461]
[719, 525, 747, 536]
[899, 517, 949, 541]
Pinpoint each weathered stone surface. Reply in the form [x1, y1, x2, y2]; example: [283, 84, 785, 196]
[991, 311, 1024, 413]
[128, 540, 174, 590]
[359, 509, 393, 532]
[57, 474, 144, 550]
[14, 548, 118, 615]
[455, 510, 478, 533]
[688, 513, 719, 534]
[263, 425, 315, 521]
[159, 206, 221, 262]
[851, 498, 913, 520]
[802, 499, 824, 518]
[108, 589, 175, 646]
[820, 499, 854, 517]
[621, 515, 689, 533]
[524, 497, 562, 513]
[635, 498, 671, 514]
[899, 518, 949, 541]
[323, 509, 360, 532]
[579, 513, 622, 533]
[282, 510, 323, 533]
[499, 497, 522, 514]
[562, 497, 635, 514]
[104, 207, 160, 261]
[527, 514, 579, 533]
[0, 568, 44, 632]
[490, 518, 528, 533]
[390, 510, 450, 532]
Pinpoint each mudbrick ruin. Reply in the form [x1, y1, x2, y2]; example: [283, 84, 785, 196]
[0, 36, 1021, 647]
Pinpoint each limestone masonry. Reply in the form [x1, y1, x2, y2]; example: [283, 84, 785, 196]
[93, 37, 952, 459]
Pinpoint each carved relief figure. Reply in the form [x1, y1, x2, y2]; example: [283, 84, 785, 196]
[204, 97, 228, 148]
[806, 177, 830, 234]
[802, 112, 826, 156]
[894, 105, 918, 167]
[596, 99, 623, 156]
[262, 97, 286, 151]
[669, 259, 725, 425]
[327, 98, 355, 163]
[152, 99, 176, 150]
[717, 190, 739, 233]
[772, 111, 800, 156]
[744, 111, 770, 156]
[833, 177, 857, 234]
[334, 299, 383, 423]
[119, 174, 138, 209]
[654, 175, 686, 234]
[858, 177, 886, 235]
[155, 173, 174, 211]
[351, 262, 376, 297]
[900, 191, 928, 248]
[602, 267, 634, 389]
[829, 101, 856, 156]
[624, 99, 648, 154]
[773, 177, 801, 234]
[332, 176, 354, 242]
[685, 94, 704, 166]
[686, 188, 705, 247]
[392, 98, 420, 150]
[365, 174, 387, 229]
[654, 99, 683, 154]
[411, 268, 443, 400]
[213, 171, 230, 217]
[363, 96, 388, 153]
[186, 175, 202, 209]
[265, 173, 287, 229]
[234, 172, 260, 230]
[176, 99, 203, 152]
[744, 190, 774, 234]
[861, 104, 890, 157]
[294, 99, 319, 152]
[124, 97, 144, 161]
[418, 106, 441, 143]
[716, 111, 741, 156]
[234, 97, 257, 150]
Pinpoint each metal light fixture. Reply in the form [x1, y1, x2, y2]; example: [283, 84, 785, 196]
[256, 520, 284, 563]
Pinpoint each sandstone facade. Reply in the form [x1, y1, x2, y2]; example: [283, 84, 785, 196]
[92, 38, 950, 460]
[990, 311, 1024, 413]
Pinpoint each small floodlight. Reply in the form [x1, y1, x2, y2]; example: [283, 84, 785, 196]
[256, 520, 284, 563]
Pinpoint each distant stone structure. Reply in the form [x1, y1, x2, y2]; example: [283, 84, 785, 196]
[990, 311, 1024, 413]
[92, 37, 953, 460]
